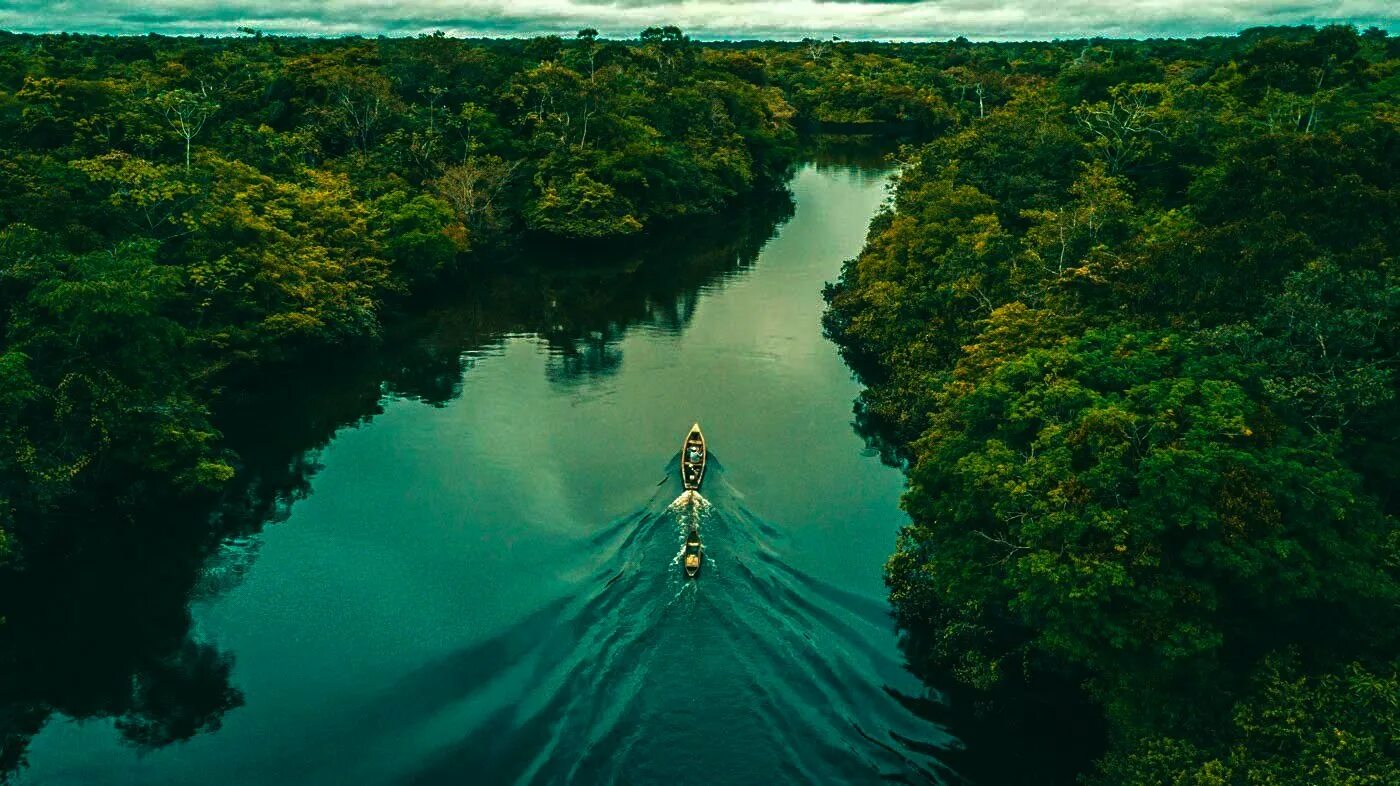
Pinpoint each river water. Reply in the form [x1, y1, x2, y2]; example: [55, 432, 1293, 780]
[14, 152, 966, 785]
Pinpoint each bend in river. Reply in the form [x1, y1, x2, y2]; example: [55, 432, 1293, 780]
[15, 150, 978, 786]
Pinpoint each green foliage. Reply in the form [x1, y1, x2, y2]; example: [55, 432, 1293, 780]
[763, 44, 958, 133]
[0, 28, 810, 555]
[0, 225, 221, 517]
[1095, 654, 1400, 786]
[824, 24, 1400, 785]
[893, 327, 1394, 724]
[373, 189, 460, 287]
[71, 151, 200, 237]
[181, 160, 390, 347]
[527, 170, 643, 238]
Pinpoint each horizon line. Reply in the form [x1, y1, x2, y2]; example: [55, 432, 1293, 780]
[1, 21, 1396, 45]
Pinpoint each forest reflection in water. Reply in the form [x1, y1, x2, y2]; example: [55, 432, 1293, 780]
[0, 173, 800, 779]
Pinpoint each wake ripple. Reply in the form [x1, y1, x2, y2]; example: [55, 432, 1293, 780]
[319, 459, 957, 785]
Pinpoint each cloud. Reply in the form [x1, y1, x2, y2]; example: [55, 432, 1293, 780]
[0, 0, 1395, 40]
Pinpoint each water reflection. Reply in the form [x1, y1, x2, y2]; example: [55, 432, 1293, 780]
[0, 510, 245, 776]
[489, 187, 796, 386]
[0, 185, 796, 782]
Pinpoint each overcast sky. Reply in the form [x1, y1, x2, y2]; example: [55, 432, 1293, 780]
[1, 1, 1395, 41]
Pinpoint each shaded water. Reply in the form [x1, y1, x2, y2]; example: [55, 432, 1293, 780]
[8, 154, 971, 784]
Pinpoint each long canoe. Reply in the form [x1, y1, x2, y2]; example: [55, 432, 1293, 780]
[681, 423, 706, 491]
[684, 528, 702, 578]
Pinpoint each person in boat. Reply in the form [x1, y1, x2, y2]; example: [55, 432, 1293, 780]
[687, 444, 703, 463]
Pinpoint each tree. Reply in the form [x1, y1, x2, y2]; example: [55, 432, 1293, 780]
[433, 155, 520, 244]
[373, 190, 462, 286]
[285, 48, 399, 160]
[512, 61, 589, 151]
[640, 26, 691, 76]
[154, 87, 219, 171]
[889, 326, 1396, 732]
[572, 28, 603, 80]
[334, 74, 391, 158]
[803, 37, 838, 63]
[1074, 83, 1175, 175]
[70, 152, 202, 238]
[1017, 160, 1134, 303]
[182, 160, 390, 347]
[0, 225, 228, 511]
[525, 171, 643, 239]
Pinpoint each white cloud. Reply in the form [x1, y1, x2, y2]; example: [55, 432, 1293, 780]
[0, 0, 1395, 40]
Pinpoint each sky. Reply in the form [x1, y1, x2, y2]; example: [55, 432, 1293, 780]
[0, 0, 1395, 41]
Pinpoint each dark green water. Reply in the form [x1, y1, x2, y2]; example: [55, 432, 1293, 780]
[12, 155, 967, 785]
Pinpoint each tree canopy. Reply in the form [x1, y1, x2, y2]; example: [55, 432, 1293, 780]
[824, 23, 1399, 784]
[0, 28, 812, 552]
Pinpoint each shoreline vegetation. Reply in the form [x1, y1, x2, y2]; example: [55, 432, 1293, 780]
[0, 23, 1396, 785]
[823, 23, 1399, 785]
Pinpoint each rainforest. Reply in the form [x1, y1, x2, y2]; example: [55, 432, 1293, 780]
[1, 22, 1397, 785]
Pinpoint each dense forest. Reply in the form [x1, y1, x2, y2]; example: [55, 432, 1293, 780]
[2, 21, 1397, 785]
[0, 27, 807, 557]
[824, 23, 1399, 785]
[0, 27, 988, 563]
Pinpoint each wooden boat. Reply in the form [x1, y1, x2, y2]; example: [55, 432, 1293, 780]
[681, 423, 706, 491]
[683, 527, 703, 578]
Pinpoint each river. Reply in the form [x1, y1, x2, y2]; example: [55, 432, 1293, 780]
[12, 150, 971, 785]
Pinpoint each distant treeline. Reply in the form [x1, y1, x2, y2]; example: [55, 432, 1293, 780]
[824, 23, 1398, 785]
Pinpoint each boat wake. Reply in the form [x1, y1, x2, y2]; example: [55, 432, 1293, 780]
[308, 458, 956, 786]
[667, 488, 710, 514]
[668, 488, 713, 577]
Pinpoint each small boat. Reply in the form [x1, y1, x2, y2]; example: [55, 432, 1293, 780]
[681, 423, 706, 491]
[683, 527, 703, 578]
